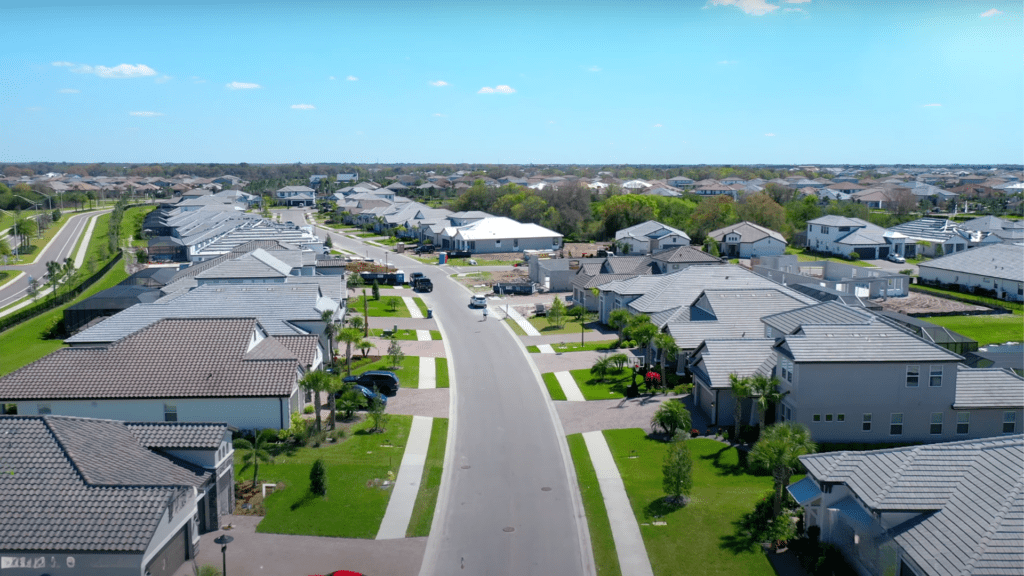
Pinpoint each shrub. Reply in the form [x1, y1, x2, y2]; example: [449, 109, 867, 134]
[303, 405, 315, 414]
[309, 458, 328, 497]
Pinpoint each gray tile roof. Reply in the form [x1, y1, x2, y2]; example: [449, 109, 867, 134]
[649, 245, 723, 264]
[953, 365, 1024, 409]
[194, 248, 294, 279]
[0, 416, 209, 552]
[776, 324, 963, 363]
[614, 220, 690, 241]
[918, 243, 1024, 283]
[689, 338, 776, 388]
[3, 318, 299, 400]
[67, 283, 335, 344]
[126, 422, 229, 449]
[666, 288, 812, 348]
[761, 301, 876, 336]
[800, 436, 1024, 576]
[807, 215, 873, 228]
[707, 221, 787, 244]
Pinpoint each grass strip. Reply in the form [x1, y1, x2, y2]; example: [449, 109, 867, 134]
[566, 434, 621, 576]
[434, 358, 449, 388]
[430, 330, 442, 340]
[406, 418, 449, 537]
[414, 297, 429, 317]
[350, 295, 412, 318]
[505, 317, 528, 336]
[542, 372, 567, 401]
[526, 345, 541, 353]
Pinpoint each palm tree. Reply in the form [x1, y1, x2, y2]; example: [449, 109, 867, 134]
[590, 356, 612, 383]
[654, 332, 678, 395]
[749, 423, 816, 516]
[233, 429, 274, 487]
[729, 374, 753, 442]
[608, 309, 630, 345]
[750, 374, 787, 435]
[337, 327, 363, 377]
[357, 338, 375, 359]
[300, 369, 332, 433]
[651, 401, 692, 438]
[626, 315, 658, 369]
[321, 309, 337, 367]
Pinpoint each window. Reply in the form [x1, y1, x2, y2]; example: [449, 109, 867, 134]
[890, 413, 903, 435]
[469, 241, 476, 249]
[164, 403, 178, 422]
[1004, 412, 1016, 434]
[863, 413, 872, 432]
[929, 365, 943, 387]
[825, 414, 833, 422]
[37, 403, 52, 415]
[957, 412, 969, 434]
[822, 226, 830, 234]
[906, 365, 919, 387]
[786, 407, 792, 420]
[930, 412, 943, 435]
[513, 238, 519, 249]
[813, 414, 821, 422]
[552, 238, 559, 247]
[495, 239, 501, 247]
[837, 414, 845, 422]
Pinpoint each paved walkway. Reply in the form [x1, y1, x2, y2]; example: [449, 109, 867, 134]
[554, 371, 585, 401]
[377, 416, 434, 540]
[419, 357, 436, 389]
[504, 303, 541, 336]
[537, 344, 555, 354]
[386, 389, 449, 419]
[403, 296, 424, 319]
[364, 338, 446, 358]
[416, 329, 431, 341]
[556, 395, 708, 436]
[582, 432, 655, 576]
[72, 213, 99, 268]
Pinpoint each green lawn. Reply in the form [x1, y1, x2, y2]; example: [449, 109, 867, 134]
[120, 205, 156, 248]
[505, 317, 529, 336]
[447, 257, 520, 266]
[406, 418, 449, 537]
[414, 297, 429, 317]
[435, 358, 449, 388]
[526, 345, 541, 353]
[368, 327, 442, 341]
[551, 339, 618, 353]
[350, 295, 412, 318]
[430, 330, 441, 340]
[603, 431, 779, 576]
[569, 367, 630, 401]
[0, 264, 129, 376]
[542, 372, 568, 401]
[339, 355, 420, 388]
[567, 434, 621, 576]
[528, 317, 599, 335]
[353, 232, 380, 238]
[920, 313, 1023, 346]
[251, 416, 413, 538]
[0, 271, 12, 289]
[784, 246, 874, 268]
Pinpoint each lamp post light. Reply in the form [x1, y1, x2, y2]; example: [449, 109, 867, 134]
[213, 534, 233, 576]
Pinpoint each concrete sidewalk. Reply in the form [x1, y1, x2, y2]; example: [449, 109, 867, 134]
[504, 303, 541, 336]
[582, 431, 655, 576]
[555, 371, 585, 401]
[403, 296, 424, 319]
[376, 416, 434, 540]
[415, 329, 431, 341]
[419, 356, 436, 389]
[72, 213, 100, 268]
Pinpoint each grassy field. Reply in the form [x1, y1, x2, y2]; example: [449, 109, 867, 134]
[567, 434, 621, 576]
[350, 295, 412, 318]
[528, 317, 600, 335]
[542, 372, 567, 401]
[251, 415, 413, 538]
[569, 367, 630, 400]
[435, 358, 449, 388]
[338, 355, 420, 388]
[604, 431, 779, 576]
[920, 313, 1023, 346]
[551, 339, 618, 353]
[120, 205, 156, 248]
[406, 417, 449, 537]
[0, 263, 128, 376]
[785, 246, 874, 268]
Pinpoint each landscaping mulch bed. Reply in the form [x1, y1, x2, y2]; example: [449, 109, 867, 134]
[875, 291, 989, 315]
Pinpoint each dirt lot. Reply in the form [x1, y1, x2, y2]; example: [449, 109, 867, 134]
[875, 291, 990, 315]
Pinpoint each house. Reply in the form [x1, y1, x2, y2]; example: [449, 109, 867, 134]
[790, 435, 1023, 576]
[336, 173, 357, 183]
[707, 221, 787, 259]
[274, 185, 316, 207]
[648, 245, 723, 274]
[753, 255, 909, 299]
[0, 318, 316, 430]
[886, 218, 971, 257]
[614, 220, 690, 254]
[0, 415, 235, 576]
[63, 284, 164, 333]
[805, 215, 905, 260]
[917, 243, 1024, 302]
[440, 216, 562, 254]
[667, 176, 694, 188]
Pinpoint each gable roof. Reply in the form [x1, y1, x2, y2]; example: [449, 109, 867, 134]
[707, 221, 787, 244]
[799, 436, 1024, 576]
[666, 288, 814, 348]
[451, 216, 561, 241]
[918, 243, 1024, 284]
[689, 338, 776, 388]
[953, 365, 1024, 409]
[615, 220, 690, 241]
[649, 245, 723, 265]
[776, 324, 963, 363]
[761, 301, 876, 336]
[0, 415, 210, 552]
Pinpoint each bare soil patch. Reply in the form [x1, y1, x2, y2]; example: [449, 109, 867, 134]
[875, 291, 989, 315]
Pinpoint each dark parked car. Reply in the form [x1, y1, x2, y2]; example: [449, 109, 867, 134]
[334, 384, 387, 407]
[410, 272, 433, 292]
[414, 244, 435, 254]
[342, 370, 400, 395]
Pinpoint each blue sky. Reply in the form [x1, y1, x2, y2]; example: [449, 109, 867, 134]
[2, 0, 1021, 165]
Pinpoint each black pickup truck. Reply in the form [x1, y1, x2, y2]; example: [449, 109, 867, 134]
[410, 272, 433, 292]
[413, 244, 435, 254]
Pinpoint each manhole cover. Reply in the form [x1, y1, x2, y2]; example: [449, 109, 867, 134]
[503, 527, 515, 533]
[541, 487, 552, 492]
[461, 465, 471, 469]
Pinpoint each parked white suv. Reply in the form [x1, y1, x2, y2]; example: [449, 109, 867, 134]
[470, 295, 487, 308]
[887, 253, 906, 264]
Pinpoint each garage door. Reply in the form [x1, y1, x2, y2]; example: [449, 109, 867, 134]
[877, 246, 889, 259]
[145, 526, 188, 576]
[854, 247, 875, 259]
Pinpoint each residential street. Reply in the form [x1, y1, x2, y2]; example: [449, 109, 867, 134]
[314, 216, 591, 576]
[0, 208, 110, 310]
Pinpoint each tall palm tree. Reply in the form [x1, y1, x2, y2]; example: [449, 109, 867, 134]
[654, 332, 678, 395]
[233, 429, 274, 487]
[337, 327, 363, 377]
[750, 374, 787, 435]
[749, 423, 816, 516]
[320, 309, 337, 368]
[608, 309, 630, 344]
[300, 369, 332, 433]
[728, 374, 753, 442]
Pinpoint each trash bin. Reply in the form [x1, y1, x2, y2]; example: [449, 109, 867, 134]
[427, 308, 433, 318]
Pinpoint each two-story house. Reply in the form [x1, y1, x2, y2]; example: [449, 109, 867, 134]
[805, 215, 904, 260]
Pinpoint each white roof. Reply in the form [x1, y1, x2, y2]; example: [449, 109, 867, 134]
[451, 217, 561, 241]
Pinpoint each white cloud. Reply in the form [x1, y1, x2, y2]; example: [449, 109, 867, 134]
[587, 66, 601, 72]
[51, 61, 73, 67]
[191, 76, 206, 84]
[226, 81, 260, 90]
[26, 107, 43, 112]
[129, 111, 163, 117]
[477, 85, 515, 94]
[346, 75, 358, 81]
[549, 120, 556, 124]
[72, 63, 157, 78]
[764, 133, 776, 136]
[653, 123, 663, 128]
[784, 7, 807, 13]
[329, 76, 336, 80]
[430, 80, 448, 87]
[58, 88, 79, 94]
[433, 113, 445, 117]
[717, 60, 737, 65]
[785, 0, 810, 3]
[922, 103, 942, 107]
[155, 75, 172, 84]
[707, 0, 779, 16]
[291, 104, 315, 110]
[980, 8, 1001, 17]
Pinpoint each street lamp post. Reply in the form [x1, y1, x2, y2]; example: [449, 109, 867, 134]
[213, 534, 233, 576]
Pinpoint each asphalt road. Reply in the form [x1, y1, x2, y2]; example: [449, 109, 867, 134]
[0, 209, 109, 309]
[312, 214, 591, 576]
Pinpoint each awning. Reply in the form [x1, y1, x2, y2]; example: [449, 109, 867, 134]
[831, 497, 876, 529]
[787, 476, 822, 505]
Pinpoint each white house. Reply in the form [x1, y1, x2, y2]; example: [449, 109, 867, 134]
[275, 185, 316, 206]
[614, 220, 691, 254]
[917, 243, 1024, 302]
[805, 215, 904, 260]
[440, 216, 562, 254]
[707, 221, 787, 259]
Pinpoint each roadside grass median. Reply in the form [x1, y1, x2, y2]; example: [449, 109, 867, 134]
[435, 358, 449, 388]
[406, 417, 449, 537]
[569, 367, 629, 400]
[250, 415, 413, 538]
[566, 434, 621, 576]
[430, 330, 442, 340]
[338, 355, 419, 388]
[505, 317, 529, 336]
[542, 372, 568, 401]
[413, 297, 429, 317]
[526, 345, 541, 353]
[350, 295, 412, 318]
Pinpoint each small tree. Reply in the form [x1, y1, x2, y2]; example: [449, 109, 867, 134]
[654, 333, 678, 395]
[729, 374, 753, 442]
[625, 316, 658, 367]
[367, 395, 389, 433]
[385, 296, 400, 312]
[348, 315, 364, 331]
[300, 370, 333, 433]
[385, 336, 405, 369]
[309, 458, 328, 497]
[608, 309, 631, 345]
[590, 356, 612, 382]
[233, 429, 274, 487]
[323, 235, 333, 249]
[337, 327, 362, 377]
[371, 280, 381, 300]
[547, 297, 566, 329]
[704, 238, 720, 257]
[26, 277, 39, 301]
[750, 374, 787, 435]
[750, 423, 816, 516]
[651, 401, 692, 438]
[357, 339, 375, 359]
[662, 434, 693, 507]
[336, 385, 366, 419]
[608, 352, 629, 372]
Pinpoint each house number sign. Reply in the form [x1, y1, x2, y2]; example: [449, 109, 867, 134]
[1, 556, 75, 569]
